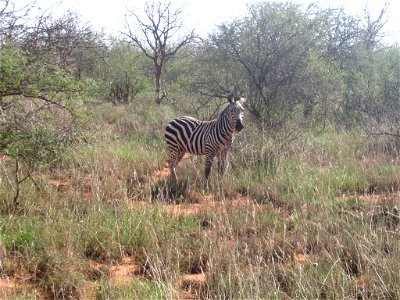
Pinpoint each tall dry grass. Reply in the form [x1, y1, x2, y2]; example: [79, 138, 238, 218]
[0, 101, 399, 299]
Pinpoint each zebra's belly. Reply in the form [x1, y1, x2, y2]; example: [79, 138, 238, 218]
[184, 143, 205, 156]
[184, 141, 228, 157]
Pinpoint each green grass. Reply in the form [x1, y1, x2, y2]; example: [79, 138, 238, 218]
[0, 103, 399, 299]
[95, 278, 173, 299]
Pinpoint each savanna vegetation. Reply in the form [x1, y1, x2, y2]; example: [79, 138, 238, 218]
[0, 0, 399, 299]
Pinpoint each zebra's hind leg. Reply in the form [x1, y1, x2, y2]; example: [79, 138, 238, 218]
[168, 149, 185, 181]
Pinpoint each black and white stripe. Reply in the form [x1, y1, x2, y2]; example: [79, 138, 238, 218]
[165, 96, 246, 182]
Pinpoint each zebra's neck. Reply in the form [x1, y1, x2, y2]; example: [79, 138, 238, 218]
[215, 109, 235, 138]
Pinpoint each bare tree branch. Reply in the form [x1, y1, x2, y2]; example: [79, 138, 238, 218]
[123, 1, 195, 104]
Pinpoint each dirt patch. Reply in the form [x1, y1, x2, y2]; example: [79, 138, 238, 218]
[344, 192, 400, 204]
[0, 275, 41, 299]
[163, 202, 204, 215]
[153, 163, 171, 178]
[128, 193, 263, 218]
[161, 195, 263, 216]
[47, 175, 93, 201]
[0, 277, 17, 298]
[295, 253, 310, 265]
[109, 256, 142, 285]
[48, 177, 70, 192]
[90, 256, 141, 285]
[357, 192, 399, 203]
[82, 257, 143, 299]
[179, 273, 207, 299]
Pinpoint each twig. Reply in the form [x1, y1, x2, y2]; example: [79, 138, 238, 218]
[13, 159, 32, 207]
[367, 131, 400, 139]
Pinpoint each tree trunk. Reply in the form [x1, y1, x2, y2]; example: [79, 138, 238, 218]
[155, 63, 163, 105]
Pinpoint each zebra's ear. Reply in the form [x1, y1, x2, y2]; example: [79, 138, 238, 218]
[227, 94, 235, 103]
[237, 97, 246, 105]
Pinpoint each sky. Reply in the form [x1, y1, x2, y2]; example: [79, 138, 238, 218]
[15, 0, 400, 45]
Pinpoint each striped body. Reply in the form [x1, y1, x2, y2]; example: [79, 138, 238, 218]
[164, 96, 246, 182]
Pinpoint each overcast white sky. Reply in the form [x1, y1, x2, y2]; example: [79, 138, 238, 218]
[16, 0, 400, 45]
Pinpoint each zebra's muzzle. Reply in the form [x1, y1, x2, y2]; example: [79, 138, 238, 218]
[235, 121, 244, 132]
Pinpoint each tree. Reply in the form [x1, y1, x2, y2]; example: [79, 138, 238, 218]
[0, 4, 90, 207]
[316, 4, 392, 127]
[193, 2, 322, 128]
[93, 41, 151, 104]
[124, 1, 195, 104]
[19, 10, 107, 79]
[0, 0, 33, 43]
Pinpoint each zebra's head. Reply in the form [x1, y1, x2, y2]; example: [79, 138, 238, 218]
[227, 95, 246, 132]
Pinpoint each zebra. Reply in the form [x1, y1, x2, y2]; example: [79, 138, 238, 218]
[164, 95, 246, 184]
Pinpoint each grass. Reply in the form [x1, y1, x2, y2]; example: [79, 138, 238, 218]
[0, 101, 399, 299]
[95, 278, 173, 299]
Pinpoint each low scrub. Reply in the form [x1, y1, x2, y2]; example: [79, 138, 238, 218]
[0, 104, 399, 299]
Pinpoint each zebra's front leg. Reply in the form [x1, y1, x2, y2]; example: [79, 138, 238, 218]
[218, 152, 228, 177]
[204, 155, 213, 190]
[216, 152, 228, 197]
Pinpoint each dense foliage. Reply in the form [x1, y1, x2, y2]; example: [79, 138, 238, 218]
[187, 2, 399, 130]
[2, 1, 398, 130]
